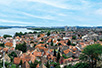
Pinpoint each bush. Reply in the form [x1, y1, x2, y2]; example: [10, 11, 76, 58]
[3, 35, 12, 38]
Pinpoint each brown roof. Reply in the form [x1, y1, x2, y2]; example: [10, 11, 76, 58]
[33, 51, 42, 57]
[5, 42, 13, 47]
[63, 49, 70, 54]
[14, 57, 21, 64]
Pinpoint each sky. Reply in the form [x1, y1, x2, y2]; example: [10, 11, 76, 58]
[0, 0, 102, 27]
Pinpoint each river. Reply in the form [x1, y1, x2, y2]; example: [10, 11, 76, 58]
[0, 28, 36, 36]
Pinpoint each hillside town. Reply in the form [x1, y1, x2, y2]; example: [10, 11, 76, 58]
[0, 26, 102, 68]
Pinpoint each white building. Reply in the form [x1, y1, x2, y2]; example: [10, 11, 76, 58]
[13, 39, 16, 48]
[65, 26, 68, 31]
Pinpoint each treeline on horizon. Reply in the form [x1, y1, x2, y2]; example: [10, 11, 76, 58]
[27, 27, 64, 31]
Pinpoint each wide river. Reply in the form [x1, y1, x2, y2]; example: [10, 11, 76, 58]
[0, 28, 36, 36]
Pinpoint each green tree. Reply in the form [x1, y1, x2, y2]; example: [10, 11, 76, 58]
[67, 39, 71, 45]
[73, 63, 89, 68]
[29, 60, 39, 68]
[57, 52, 60, 62]
[72, 36, 76, 40]
[47, 31, 50, 36]
[45, 44, 47, 48]
[16, 42, 27, 53]
[80, 44, 102, 68]
[19, 60, 22, 65]
[53, 49, 56, 56]
[46, 61, 50, 68]
[0, 43, 4, 47]
[3, 34, 12, 38]
[11, 64, 16, 68]
[51, 39, 53, 46]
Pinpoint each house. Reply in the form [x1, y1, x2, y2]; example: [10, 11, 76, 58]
[14, 57, 21, 64]
[22, 61, 30, 68]
[5, 42, 13, 47]
[63, 49, 73, 57]
[4, 54, 11, 63]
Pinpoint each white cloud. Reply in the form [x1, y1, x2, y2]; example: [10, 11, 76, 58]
[27, 0, 69, 9]
[0, 19, 33, 25]
[21, 12, 55, 20]
[95, 9, 102, 15]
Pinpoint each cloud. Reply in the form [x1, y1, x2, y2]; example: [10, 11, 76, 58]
[0, 19, 33, 25]
[27, 0, 69, 9]
[95, 9, 102, 15]
[20, 12, 55, 20]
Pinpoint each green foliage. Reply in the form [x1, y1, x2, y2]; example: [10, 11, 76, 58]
[62, 54, 68, 59]
[9, 51, 17, 57]
[47, 31, 50, 36]
[19, 60, 22, 65]
[15, 32, 24, 37]
[51, 39, 53, 46]
[94, 39, 96, 42]
[28, 28, 64, 31]
[72, 36, 76, 40]
[64, 63, 89, 68]
[33, 31, 37, 34]
[11, 64, 16, 68]
[46, 61, 50, 68]
[45, 44, 47, 48]
[58, 43, 61, 46]
[33, 44, 36, 48]
[29, 32, 33, 34]
[16, 42, 27, 53]
[57, 39, 61, 41]
[57, 52, 60, 62]
[0, 43, 4, 47]
[64, 64, 73, 68]
[99, 39, 102, 41]
[3, 34, 12, 38]
[67, 39, 71, 45]
[80, 44, 102, 68]
[71, 43, 76, 46]
[30, 41, 34, 43]
[38, 34, 40, 37]
[54, 49, 56, 56]
[8, 51, 17, 62]
[54, 63, 60, 68]
[29, 60, 39, 68]
[73, 63, 89, 68]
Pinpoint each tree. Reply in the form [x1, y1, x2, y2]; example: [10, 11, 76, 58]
[99, 39, 102, 41]
[46, 61, 50, 68]
[67, 39, 71, 45]
[16, 42, 27, 53]
[9, 51, 17, 57]
[47, 31, 50, 36]
[33, 31, 37, 34]
[38, 34, 40, 37]
[11, 64, 16, 68]
[0, 43, 4, 47]
[51, 39, 53, 46]
[8, 51, 17, 62]
[57, 52, 60, 62]
[72, 36, 76, 40]
[3, 34, 12, 38]
[80, 44, 102, 68]
[45, 44, 47, 48]
[19, 60, 22, 65]
[29, 60, 39, 68]
[73, 63, 89, 68]
[53, 49, 56, 56]
[58, 43, 61, 46]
